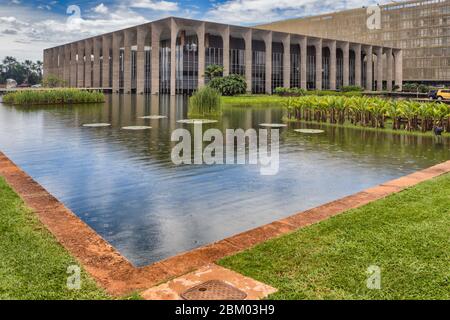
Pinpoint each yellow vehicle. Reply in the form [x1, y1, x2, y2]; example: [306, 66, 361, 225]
[436, 89, 450, 100]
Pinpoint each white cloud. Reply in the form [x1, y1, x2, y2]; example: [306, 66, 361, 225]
[205, 0, 391, 25]
[94, 3, 109, 15]
[130, 0, 179, 11]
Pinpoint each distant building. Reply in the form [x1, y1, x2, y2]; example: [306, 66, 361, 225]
[6, 79, 17, 89]
[258, 0, 450, 86]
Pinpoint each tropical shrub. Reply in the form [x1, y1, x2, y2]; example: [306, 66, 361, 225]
[204, 64, 224, 81]
[417, 84, 430, 93]
[208, 74, 247, 96]
[402, 83, 418, 92]
[341, 85, 363, 92]
[284, 95, 450, 133]
[274, 87, 306, 96]
[2, 89, 105, 105]
[189, 86, 222, 116]
[42, 74, 66, 88]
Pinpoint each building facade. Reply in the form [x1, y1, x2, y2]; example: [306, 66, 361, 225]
[43, 17, 402, 94]
[258, 0, 450, 86]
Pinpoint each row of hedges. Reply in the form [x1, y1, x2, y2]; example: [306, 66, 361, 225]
[274, 86, 363, 97]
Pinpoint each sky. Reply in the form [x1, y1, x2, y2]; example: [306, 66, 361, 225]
[0, 0, 393, 61]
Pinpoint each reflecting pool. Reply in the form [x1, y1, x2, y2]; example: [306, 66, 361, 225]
[0, 94, 448, 266]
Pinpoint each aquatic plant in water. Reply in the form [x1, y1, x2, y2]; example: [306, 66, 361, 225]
[3, 89, 105, 105]
[189, 86, 222, 117]
[284, 96, 450, 133]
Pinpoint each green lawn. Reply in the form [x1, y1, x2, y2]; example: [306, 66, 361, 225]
[0, 177, 109, 300]
[220, 173, 450, 300]
[221, 94, 289, 107]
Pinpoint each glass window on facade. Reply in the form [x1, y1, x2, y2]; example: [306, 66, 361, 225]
[230, 49, 245, 75]
[131, 50, 137, 90]
[290, 53, 300, 88]
[322, 48, 330, 90]
[176, 35, 198, 94]
[252, 50, 266, 94]
[272, 52, 283, 92]
[307, 46, 316, 90]
[144, 48, 151, 93]
[109, 49, 113, 87]
[336, 49, 343, 89]
[349, 50, 356, 86]
[159, 41, 171, 94]
[119, 48, 124, 89]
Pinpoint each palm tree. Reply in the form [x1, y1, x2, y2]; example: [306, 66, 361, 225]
[35, 60, 43, 78]
[2, 56, 18, 72]
[23, 60, 33, 84]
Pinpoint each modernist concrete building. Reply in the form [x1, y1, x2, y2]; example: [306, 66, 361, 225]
[43, 17, 402, 94]
[258, 0, 450, 86]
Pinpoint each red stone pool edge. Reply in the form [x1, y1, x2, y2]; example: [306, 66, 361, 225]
[1, 150, 449, 297]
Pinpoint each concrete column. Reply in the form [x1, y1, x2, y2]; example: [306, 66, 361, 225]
[136, 26, 147, 94]
[93, 37, 101, 88]
[84, 39, 92, 88]
[315, 39, 322, 90]
[48, 49, 54, 77]
[63, 45, 70, 86]
[151, 24, 161, 95]
[46, 49, 53, 76]
[376, 47, 383, 91]
[102, 35, 111, 88]
[197, 22, 206, 89]
[53, 48, 58, 77]
[386, 48, 393, 91]
[329, 40, 337, 90]
[264, 31, 272, 94]
[283, 34, 290, 88]
[49, 48, 55, 78]
[70, 43, 77, 87]
[342, 42, 350, 87]
[244, 29, 252, 93]
[55, 48, 60, 78]
[123, 29, 133, 94]
[222, 26, 230, 76]
[170, 18, 178, 96]
[77, 42, 85, 88]
[56, 47, 62, 81]
[300, 37, 307, 90]
[354, 44, 361, 87]
[112, 32, 123, 93]
[365, 46, 373, 91]
[43, 49, 49, 77]
[394, 49, 403, 91]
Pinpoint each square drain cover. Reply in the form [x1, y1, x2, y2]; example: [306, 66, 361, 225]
[180, 280, 247, 300]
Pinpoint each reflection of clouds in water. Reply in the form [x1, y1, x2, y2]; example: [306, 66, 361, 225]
[140, 115, 167, 120]
[122, 126, 152, 130]
[82, 123, 111, 127]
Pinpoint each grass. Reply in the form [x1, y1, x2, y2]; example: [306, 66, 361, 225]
[189, 86, 222, 117]
[221, 91, 363, 107]
[220, 173, 450, 300]
[221, 95, 289, 107]
[2, 89, 105, 106]
[0, 177, 110, 299]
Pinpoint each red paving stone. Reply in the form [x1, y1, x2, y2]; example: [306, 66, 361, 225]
[141, 264, 277, 300]
[1, 150, 449, 297]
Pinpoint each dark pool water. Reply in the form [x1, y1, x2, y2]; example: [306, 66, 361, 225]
[0, 94, 448, 267]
